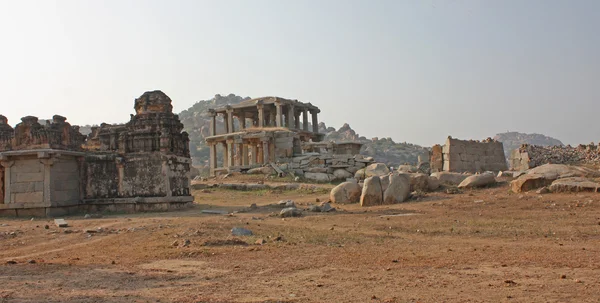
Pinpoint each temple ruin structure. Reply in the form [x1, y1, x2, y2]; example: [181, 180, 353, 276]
[205, 97, 372, 177]
[430, 137, 507, 173]
[0, 91, 193, 217]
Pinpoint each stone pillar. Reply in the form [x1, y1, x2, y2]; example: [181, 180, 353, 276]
[262, 139, 270, 164]
[269, 110, 276, 127]
[0, 159, 14, 204]
[302, 109, 309, 131]
[250, 143, 258, 165]
[294, 111, 301, 129]
[38, 154, 54, 207]
[161, 158, 172, 197]
[209, 143, 217, 176]
[235, 140, 243, 166]
[257, 143, 263, 164]
[222, 142, 229, 168]
[287, 105, 295, 128]
[311, 109, 319, 133]
[236, 113, 245, 130]
[275, 101, 283, 127]
[209, 110, 217, 136]
[226, 106, 234, 133]
[226, 140, 234, 168]
[242, 144, 249, 166]
[257, 101, 264, 128]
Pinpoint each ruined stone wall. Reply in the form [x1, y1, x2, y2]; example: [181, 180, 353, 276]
[49, 156, 81, 207]
[0, 166, 4, 204]
[274, 133, 295, 158]
[9, 157, 45, 205]
[84, 153, 190, 199]
[431, 137, 507, 173]
[509, 143, 600, 171]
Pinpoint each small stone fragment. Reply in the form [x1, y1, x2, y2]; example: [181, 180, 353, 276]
[54, 219, 68, 228]
[231, 227, 253, 236]
[255, 238, 267, 245]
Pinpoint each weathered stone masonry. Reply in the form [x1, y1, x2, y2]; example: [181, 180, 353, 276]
[0, 91, 193, 217]
[430, 137, 507, 173]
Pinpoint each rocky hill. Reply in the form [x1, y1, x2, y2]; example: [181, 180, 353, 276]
[178, 94, 428, 167]
[494, 132, 564, 157]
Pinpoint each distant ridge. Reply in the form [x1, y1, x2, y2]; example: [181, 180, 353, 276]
[494, 131, 564, 157]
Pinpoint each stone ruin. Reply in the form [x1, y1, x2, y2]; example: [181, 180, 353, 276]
[430, 137, 507, 173]
[0, 90, 193, 217]
[205, 97, 374, 180]
[509, 143, 600, 171]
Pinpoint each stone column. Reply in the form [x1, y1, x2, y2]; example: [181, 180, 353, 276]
[0, 159, 14, 204]
[242, 144, 249, 166]
[275, 101, 283, 127]
[311, 109, 319, 133]
[302, 109, 309, 131]
[209, 143, 217, 176]
[209, 110, 217, 136]
[294, 112, 301, 129]
[287, 105, 295, 128]
[226, 139, 234, 168]
[39, 155, 54, 207]
[226, 106, 234, 133]
[236, 113, 245, 130]
[222, 142, 229, 168]
[257, 101, 264, 128]
[250, 143, 258, 165]
[269, 110, 276, 127]
[262, 139, 270, 164]
[235, 139, 243, 166]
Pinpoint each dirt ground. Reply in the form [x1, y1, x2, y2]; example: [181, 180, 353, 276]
[1, 179, 599, 303]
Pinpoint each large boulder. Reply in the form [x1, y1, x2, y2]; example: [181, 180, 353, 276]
[380, 174, 391, 192]
[247, 167, 275, 175]
[428, 176, 441, 191]
[330, 181, 362, 204]
[527, 164, 600, 179]
[410, 173, 430, 192]
[383, 173, 411, 204]
[332, 169, 353, 180]
[430, 172, 470, 186]
[354, 168, 367, 180]
[305, 167, 328, 173]
[549, 177, 600, 193]
[304, 172, 332, 183]
[364, 163, 390, 178]
[510, 173, 554, 193]
[360, 177, 383, 207]
[458, 173, 496, 188]
[397, 164, 417, 173]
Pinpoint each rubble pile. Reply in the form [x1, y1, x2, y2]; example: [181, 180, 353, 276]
[510, 143, 600, 170]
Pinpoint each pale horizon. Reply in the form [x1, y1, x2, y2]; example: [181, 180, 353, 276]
[1, 0, 598, 147]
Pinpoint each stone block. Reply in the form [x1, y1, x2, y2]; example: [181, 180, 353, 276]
[14, 192, 44, 203]
[13, 161, 42, 173]
[11, 181, 44, 193]
[15, 172, 44, 183]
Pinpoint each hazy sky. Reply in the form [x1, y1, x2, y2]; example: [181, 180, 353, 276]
[1, 0, 598, 146]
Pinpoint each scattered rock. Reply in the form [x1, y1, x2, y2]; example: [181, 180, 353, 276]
[511, 173, 554, 193]
[360, 176, 383, 206]
[383, 173, 411, 204]
[548, 177, 600, 193]
[304, 172, 331, 183]
[409, 173, 430, 192]
[280, 207, 303, 218]
[330, 181, 362, 204]
[84, 214, 103, 219]
[278, 200, 296, 208]
[6, 260, 17, 265]
[28, 260, 36, 264]
[319, 202, 335, 212]
[430, 172, 470, 186]
[249, 203, 258, 209]
[54, 219, 68, 228]
[458, 172, 496, 188]
[231, 227, 253, 236]
[247, 166, 275, 175]
[255, 238, 267, 245]
[308, 205, 321, 212]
